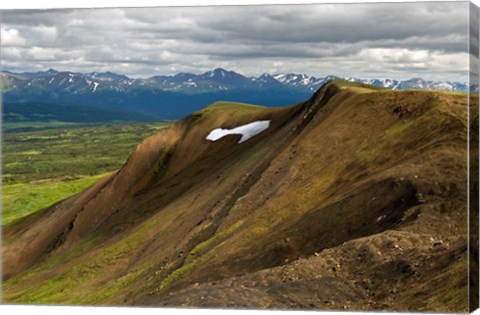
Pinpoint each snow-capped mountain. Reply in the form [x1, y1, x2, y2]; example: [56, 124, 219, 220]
[145, 68, 254, 92]
[276, 73, 471, 93]
[273, 73, 327, 92]
[250, 73, 286, 89]
[345, 76, 471, 93]
[0, 68, 473, 119]
[1, 68, 471, 95]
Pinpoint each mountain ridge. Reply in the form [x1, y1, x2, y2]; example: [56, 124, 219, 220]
[2, 80, 472, 311]
[2, 67, 471, 93]
[1, 68, 473, 119]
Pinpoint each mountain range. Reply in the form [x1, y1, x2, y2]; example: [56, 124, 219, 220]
[2, 80, 475, 311]
[1, 68, 473, 119]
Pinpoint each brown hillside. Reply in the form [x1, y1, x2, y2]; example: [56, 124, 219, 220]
[2, 81, 471, 312]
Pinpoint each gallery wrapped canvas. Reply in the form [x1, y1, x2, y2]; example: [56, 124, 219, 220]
[1, 1, 479, 313]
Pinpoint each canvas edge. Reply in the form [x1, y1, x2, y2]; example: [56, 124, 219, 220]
[469, 1, 480, 313]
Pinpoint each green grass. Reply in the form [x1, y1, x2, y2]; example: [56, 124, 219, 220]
[332, 79, 386, 91]
[4, 206, 175, 304]
[185, 220, 244, 264]
[70, 267, 145, 305]
[2, 173, 111, 225]
[2, 121, 171, 224]
[160, 220, 244, 291]
[3, 122, 170, 183]
[195, 101, 266, 119]
[3, 121, 91, 132]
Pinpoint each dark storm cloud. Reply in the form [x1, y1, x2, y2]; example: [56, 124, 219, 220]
[0, 2, 471, 80]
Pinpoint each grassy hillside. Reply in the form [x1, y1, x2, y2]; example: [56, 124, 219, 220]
[2, 122, 170, 224]
[2, 82, 471, 312]
[195, 101, 267, 119]
[3, 173, 112, 225]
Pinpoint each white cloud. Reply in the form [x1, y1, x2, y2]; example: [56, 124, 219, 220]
[32, 25, 57, 42]
[357, 48, 430, 64]
[27, 46, 83, 61]
[1, 47, 23, 60]
[1, 28, 26, 46]
[429, 52, 469, 72]
[27, 47, 59, 60]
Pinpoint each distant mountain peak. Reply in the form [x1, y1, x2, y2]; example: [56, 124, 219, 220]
[200, 68, 230, 79]
[213, 67, 228, 73]
[211, 68, 234, 78]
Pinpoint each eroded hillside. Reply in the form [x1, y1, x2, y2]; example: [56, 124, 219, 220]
[2, 81, 471, 312]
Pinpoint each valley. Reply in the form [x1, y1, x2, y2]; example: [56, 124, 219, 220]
[2, 122, 170, 224]
[3, 101, 157, 132]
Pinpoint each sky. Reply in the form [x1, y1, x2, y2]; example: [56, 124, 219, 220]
[0, 2, 472, 81]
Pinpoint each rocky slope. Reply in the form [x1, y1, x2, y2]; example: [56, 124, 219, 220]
[2, 80, 473, 312]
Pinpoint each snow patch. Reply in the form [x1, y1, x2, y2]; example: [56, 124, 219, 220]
[92, 82, 99, 92]
[206, 120, 271, 144]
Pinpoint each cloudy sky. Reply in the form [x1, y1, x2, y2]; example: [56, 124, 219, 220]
[0, 2, 471, 81]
